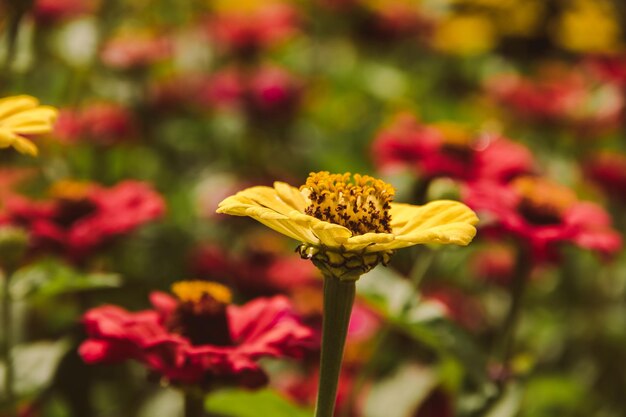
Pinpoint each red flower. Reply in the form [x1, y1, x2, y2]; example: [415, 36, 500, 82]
[423, 286, 485, 331]
[206, 3, 299, 56]
[463, 177, 622, 261]
[33, 0, 98, 25]
[585, 54, 626, 87]
[470, 243, 516, 286]
[101, 33, 173, 70]
[191, 237, 319, 297]
[372, 114, 534, 183]
[79, 281, 314, 388]
[485, 64, 624, 131]
[1, 180, 165, 260]
[149, 66, 301, 117]
[584, 151, 626, 202]
[55, 103, 137, 145]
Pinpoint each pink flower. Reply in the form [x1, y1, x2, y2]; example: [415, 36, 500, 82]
[463, 177, 622, 261]
[101, 33, 173, 70]
[79, 281, 314, 388]
[1, 180, 165, 260]
[246, 66, 302, 117]
[55, 103, 137, 145]
[372, 114, 534, 183]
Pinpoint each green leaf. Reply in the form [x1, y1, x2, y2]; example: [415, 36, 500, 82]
[10, 258, 121, 300]
[205, 388, 311, 417]
[0, 339, 71, 395]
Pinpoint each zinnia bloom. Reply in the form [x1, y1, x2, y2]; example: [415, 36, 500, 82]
[584, 151, 626, 202]
[80, 281, 314, 388]
[485, 64, 624, 131]
[206, 2, 299, 55]
[33, 0, 98, 25]
[463, 176, 622, 261]
[217, 171, 478, 277]
[55, 103, 137, 145]
[372, 114, 535, 184]
[0, 95, 58, 156]
[1, 180, 165, 260]
[217, 171, 477, 417]
[101, 32, 172, 70]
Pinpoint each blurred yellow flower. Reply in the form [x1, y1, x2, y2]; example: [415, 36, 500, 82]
[217, 172, 478, 278]
[212, 0, 280, 13]
[553, 0, 621, 54]
[0, 95, 58, 157]
[432, 15, 496, 56]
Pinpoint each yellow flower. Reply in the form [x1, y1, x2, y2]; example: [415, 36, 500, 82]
[432, 14, 497, 56]
[217, 172, 478, 278]
[552, 0, 621, 54]
[0, 95, 58, 156]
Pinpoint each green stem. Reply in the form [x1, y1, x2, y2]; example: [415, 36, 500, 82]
[338, 325, 390, 417]
[497, 245, 531, 382]
[315, 275, 357, 417]
[1, 270, 15, 413]
[184, 392, 205, 417]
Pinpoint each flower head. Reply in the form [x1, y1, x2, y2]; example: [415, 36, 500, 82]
[463, 177, 622, 261]
[372, 115, 535, 183]
[1, 180, 165, 260]
[79, 281, 314, 388]
[0, 95, 58, 156]
[217, 171, 478, 279]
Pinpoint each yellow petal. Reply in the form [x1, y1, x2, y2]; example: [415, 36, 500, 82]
[344, 232, 396, 252]
[391, 200, 478, 247]
[274, 181, 307, 212]
[1, 107, 58, 132]
[389, 203, 420, 229]
[12, 137, 38, 156]
[310, 220, 352, 247]
[0, 128, 17, 147]
[0, 95, 39, 120]
[217, 190, 319, 244]
[234, 185, 300, 216]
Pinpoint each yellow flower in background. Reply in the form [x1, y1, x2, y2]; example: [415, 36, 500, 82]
[212, 0, 280, 13]
[553, 0, 621, 54]
[0, 95, 58, 157]
[432, 14, 496, 56]
[217, 171, 478, 279]
[496, 0, 544, 38]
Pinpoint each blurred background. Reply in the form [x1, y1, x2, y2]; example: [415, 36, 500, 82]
[2, 0, 626, 416]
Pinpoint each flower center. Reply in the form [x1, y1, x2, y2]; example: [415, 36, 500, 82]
[512, 177, 577, 225]
[48, 181, 98, 228]
[434, 122, 475, 160]
[301, 171, 394, 235]
[49, 180, 94, 201]
[168, 280, 234, 346]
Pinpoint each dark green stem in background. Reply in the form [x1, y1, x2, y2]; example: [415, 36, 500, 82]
[184, 392, 205, 417]
[315, 275, 357, 417]
[1, 270, 15, 414]
[497, 245, 532, 382]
